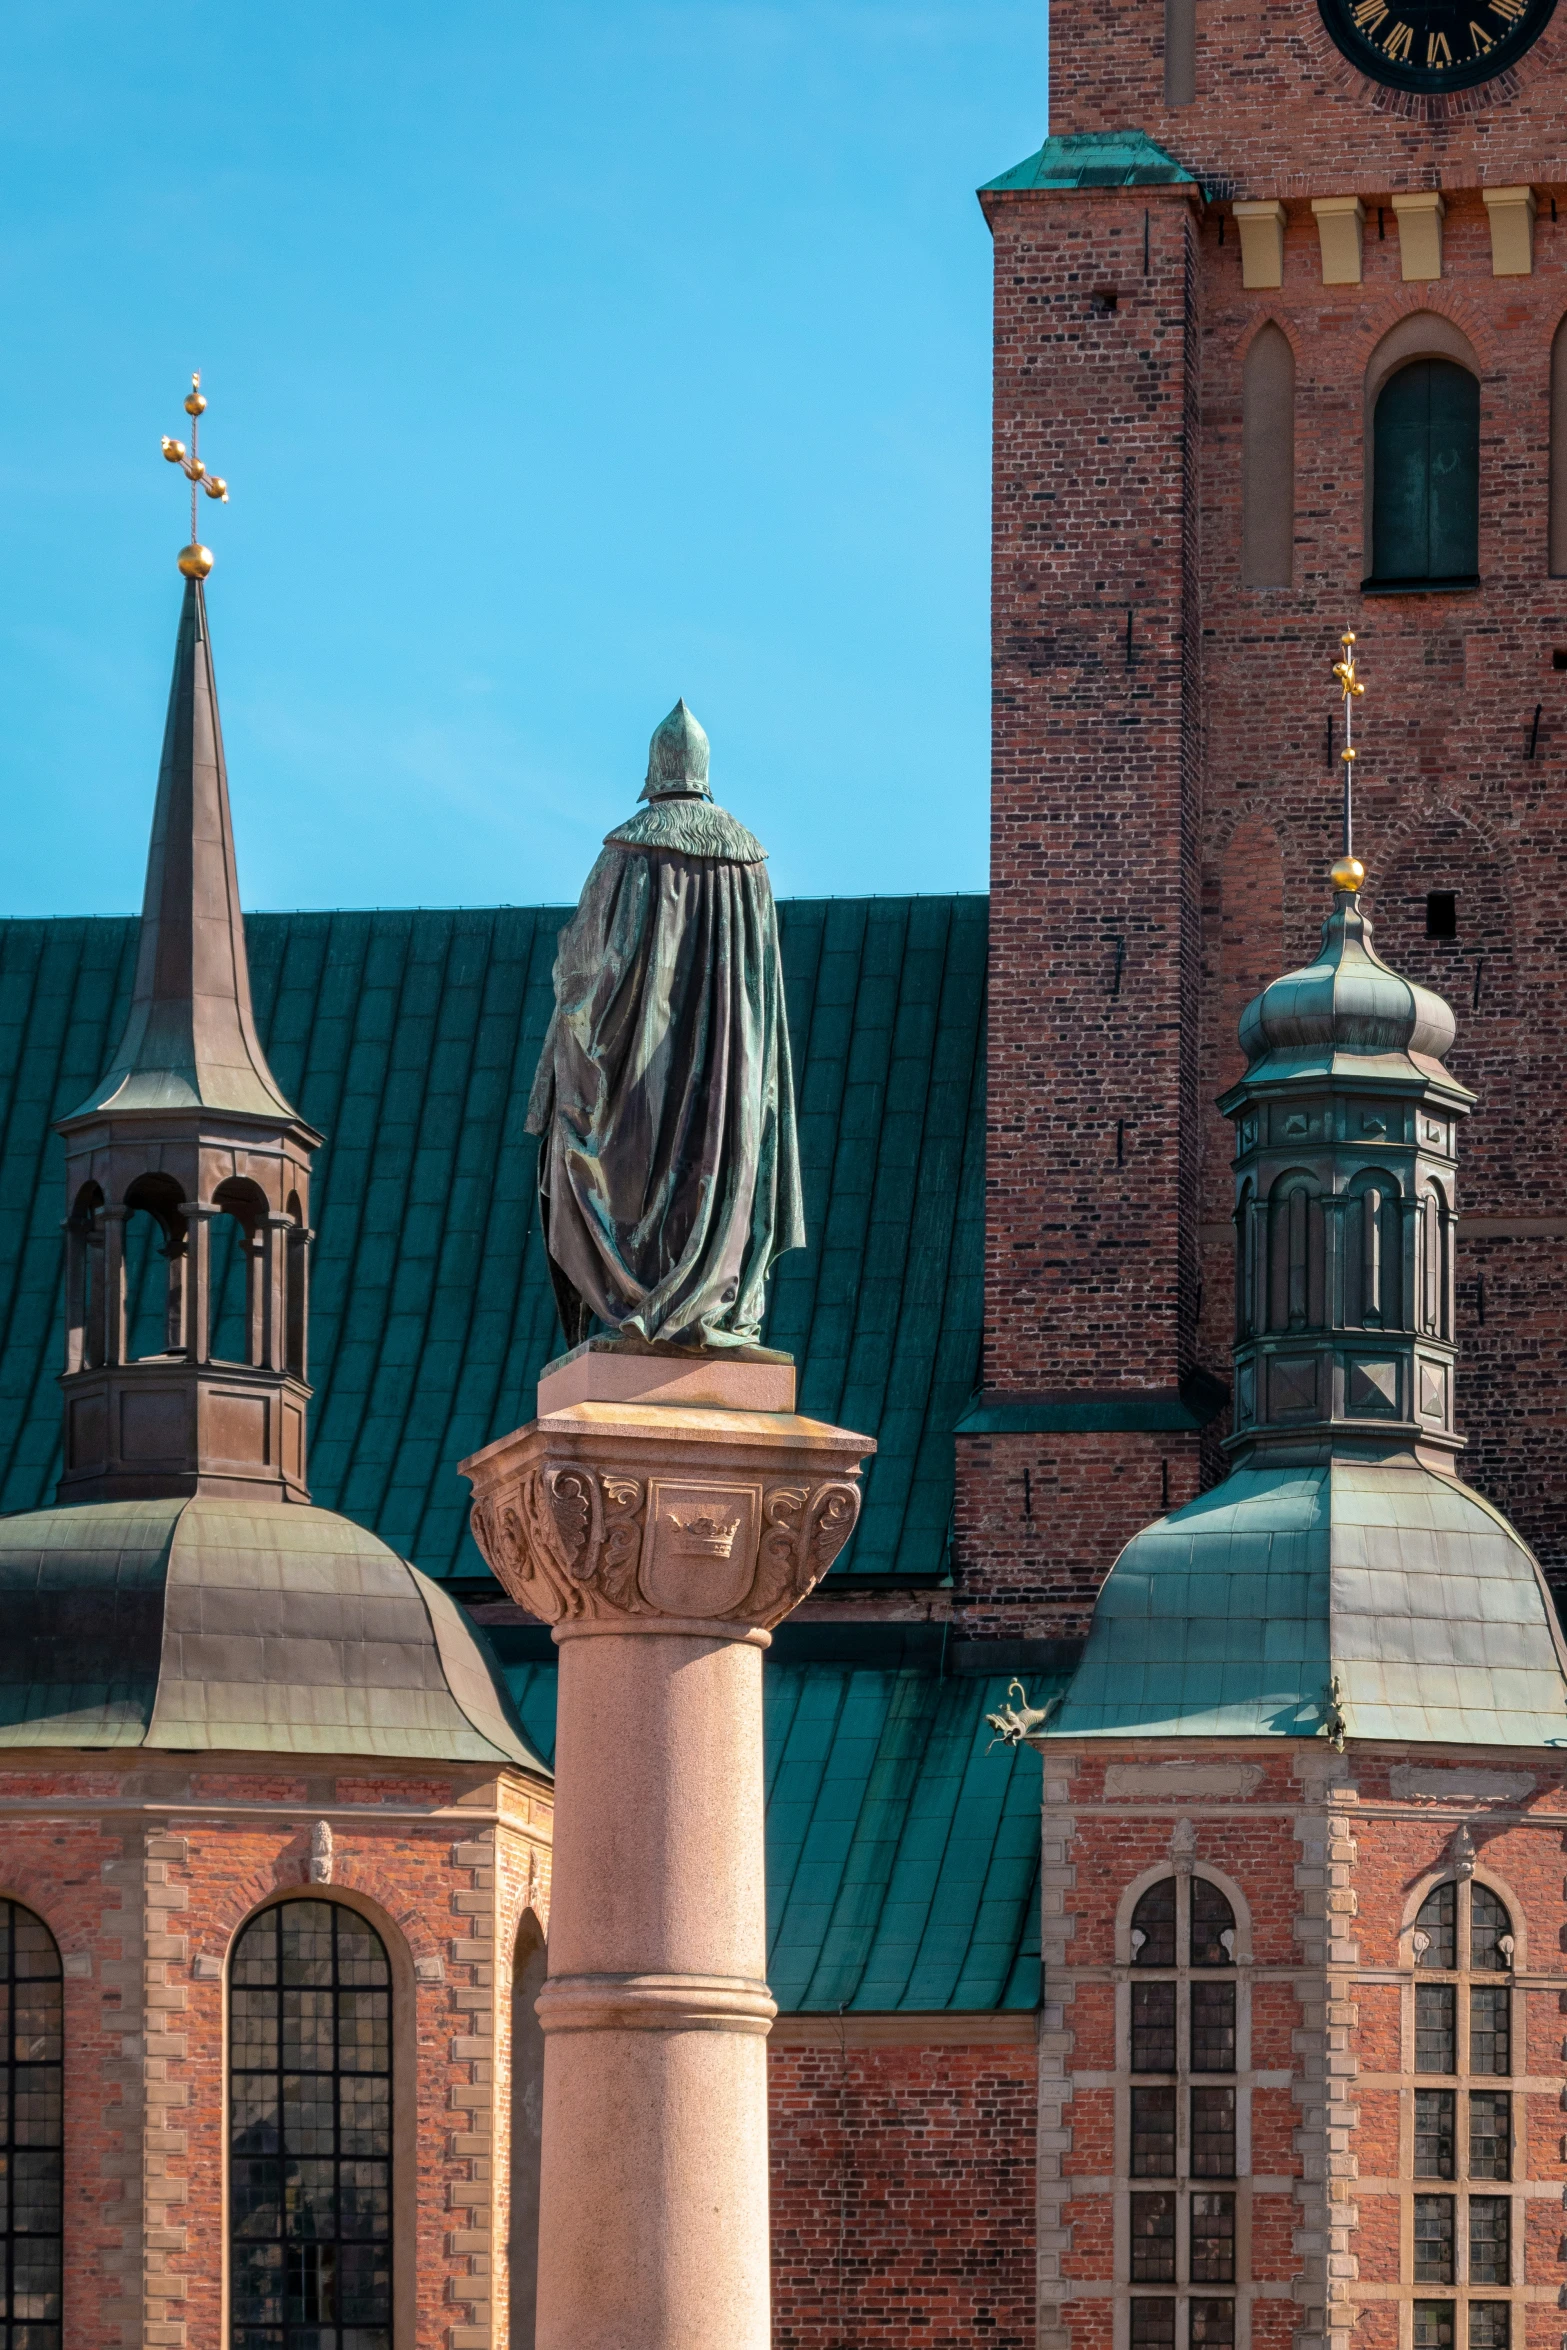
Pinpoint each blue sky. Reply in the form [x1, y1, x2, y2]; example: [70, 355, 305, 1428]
[0, 3, 1044, 915]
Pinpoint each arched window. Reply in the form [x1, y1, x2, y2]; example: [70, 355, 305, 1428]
[510, 1918, 547, 2350]
[230, 1900, 393, 2350]
[1369, 359, 1480, 590]
[1125, 1875, 1243, 2350]
[1407, 1879, 1517, 2350]
[0, 1902, 63, 2350]
[1241, 325, 1295, 588]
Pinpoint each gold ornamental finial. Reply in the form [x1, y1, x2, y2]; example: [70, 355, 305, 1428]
[1329, 630, 1366, 894]
[159, 370, 229, 578]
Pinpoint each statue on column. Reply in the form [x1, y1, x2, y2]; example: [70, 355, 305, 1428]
[527, 699, 805, 1351]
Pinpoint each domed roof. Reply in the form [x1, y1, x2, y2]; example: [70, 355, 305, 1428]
[1049, 1460, 1567, 1749]
[0, 1495, 545, 1766]
[1236, 893, 1462, 1086]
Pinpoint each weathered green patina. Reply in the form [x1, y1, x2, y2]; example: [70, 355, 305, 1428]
[0, 1494, 540, 1763]
[526, 700, 805, 1351]
[1045, 873, 1567, 1750]
[980, 130, 1196, 193]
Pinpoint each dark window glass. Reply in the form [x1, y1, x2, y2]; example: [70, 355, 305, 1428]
[1415, 1883, 1457, 1969]
[1132, 1982, 1177, 2074]
[1130, 2194, 1176, 2283]
[1416, 1982, 1456, 2073]
[1413, 2196, 1454, 2284]
[1131, 2300, 1176, 2350]
[1131, 2087, 1177, 2178]
[1190, 2300, 1236, 2350]
[1190, 2087, 1236, 2179]
[230, 1902, 393, 2350]
[1132, 1881, 1177, 1969]
[0, 1904, 62, 2350]
[1469, 1887, 1512, 1972]
[1414, 2089, 1456, 2178]
[1469, 2197, 1510, 2286]
[1190, 1880, 1236, 1968]
[1469, 2306, 1510, 2350]
[1191, 1981, 1236, 2073]
[1370, 358, 1480, 587]
[1468, 2092, 1512, 2181]
[1191, 2193, 1236, 2284]
[1469, 1984, 1510, 2076]
[1426, 892, 1458, 940]
[1413, 2304, 1455, 2350]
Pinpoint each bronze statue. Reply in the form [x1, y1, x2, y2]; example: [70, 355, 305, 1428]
[527, 701, 804, 1351]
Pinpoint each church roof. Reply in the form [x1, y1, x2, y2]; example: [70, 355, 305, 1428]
[505, 1657, 1047, 2013]
[0, 894, 985, 1586]
[1048, 1460, 1567, 1748]
[0, 1492, 542, 1765]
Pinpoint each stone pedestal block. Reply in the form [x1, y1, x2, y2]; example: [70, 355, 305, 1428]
[461, 1355, 873, 2350]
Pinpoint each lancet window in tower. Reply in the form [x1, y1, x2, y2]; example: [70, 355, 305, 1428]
[1125, 1875, 1245, 2338]
[229, 1901, 393, 2350]
[0, 1903, 63, 2350]
[1405, 1879, 1519, 2350]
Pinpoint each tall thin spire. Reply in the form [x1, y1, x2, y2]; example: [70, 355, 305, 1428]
[68, 577, 299, 1123]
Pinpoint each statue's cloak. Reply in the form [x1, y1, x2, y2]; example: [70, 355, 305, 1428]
[526, 797, 805, 1350]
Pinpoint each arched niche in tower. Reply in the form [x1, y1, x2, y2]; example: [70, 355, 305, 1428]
[1343, 1168, 1404, 1332]
[1550, 312, 1567, 576]
[1241, 324, 1295, 589]
[1266, 1169, 1324, 1335]
[64, 1180, 105, 1373]
[210, 1176, 271, 1367]
[122, 1172, 190, 1362]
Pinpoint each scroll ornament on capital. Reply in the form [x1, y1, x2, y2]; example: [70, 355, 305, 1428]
[470, 1458, 862, 1630]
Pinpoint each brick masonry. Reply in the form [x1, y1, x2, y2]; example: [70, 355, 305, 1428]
[965, 0, 1567, 1627]
[0, 1754, 552, 2350]
[1040, 1742, 1567, 2350]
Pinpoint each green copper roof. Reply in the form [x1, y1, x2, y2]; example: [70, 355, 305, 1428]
[981, 131, 1196, 194]
[504, 1660, 1047, 2013]
[0, 897, 985, 1584]
[0, 1494, 543, 1765]
[1051, 1461, 1567, 1748]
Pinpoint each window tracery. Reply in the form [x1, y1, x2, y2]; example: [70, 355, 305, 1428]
[0, 1903, 61, 2350]
[1405, 1878, 1519, 2350]
[1124, 1873, 1245, 2348]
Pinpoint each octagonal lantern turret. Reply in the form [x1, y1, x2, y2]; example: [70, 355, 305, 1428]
[1216, 876, 1475, 1467]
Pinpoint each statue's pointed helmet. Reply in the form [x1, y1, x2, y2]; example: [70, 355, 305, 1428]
[640, 698, 712, 802]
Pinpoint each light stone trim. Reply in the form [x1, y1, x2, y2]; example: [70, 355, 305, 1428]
[1104, 1762, 1266, 1799]
[1233, 201, 1287, 289]
[1039, 1756, 1080, 2350]
[1482, 186, 1535, 275]
[1389, 1768, 1535, 1803]
[1311, 197, 1365, 285]
[1392, 192, 1446, 282]
[1291, 1779, 1361, 2350]
[99, 1826, 193, 2350]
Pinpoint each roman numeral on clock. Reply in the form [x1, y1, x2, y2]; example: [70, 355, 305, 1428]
[1382, 18, 1414, 54]
[1426, 27, 1453, 58]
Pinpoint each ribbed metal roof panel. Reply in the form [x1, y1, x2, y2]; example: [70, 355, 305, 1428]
[0, 899, 985, 1584]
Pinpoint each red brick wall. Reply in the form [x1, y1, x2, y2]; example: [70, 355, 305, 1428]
[0, 1757, 551, 2350]
[973, 25, 1567, 1622]
[768, 2036, 1038, 2349]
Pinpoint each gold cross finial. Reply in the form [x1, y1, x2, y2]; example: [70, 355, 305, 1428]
[159, 371, 230, 579]
[1329, 630, 1366, 895]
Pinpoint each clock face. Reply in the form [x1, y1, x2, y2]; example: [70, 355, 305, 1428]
[1318, 0, 1555, 88]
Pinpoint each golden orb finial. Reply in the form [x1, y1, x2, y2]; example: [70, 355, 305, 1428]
[1329, 627, 1367, 893]
[160, 371, 229, 574]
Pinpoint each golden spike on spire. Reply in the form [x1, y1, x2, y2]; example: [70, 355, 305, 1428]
[159, 371, 230, 578]
[1329, 629, 1366, 894]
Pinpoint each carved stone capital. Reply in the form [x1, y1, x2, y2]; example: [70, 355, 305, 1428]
[462, 1398, 873, 1638]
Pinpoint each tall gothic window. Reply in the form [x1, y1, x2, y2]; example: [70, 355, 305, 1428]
[1126, 1875, 1243, 2346]
[0, 1904, 62, 2350]
[1369, 358, 1480, 590]
[1408, 1879, 1518, 2350]
[229, 1901, 394, 2350]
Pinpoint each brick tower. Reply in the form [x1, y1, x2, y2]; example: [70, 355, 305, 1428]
[962, 0, 1567, 1632]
